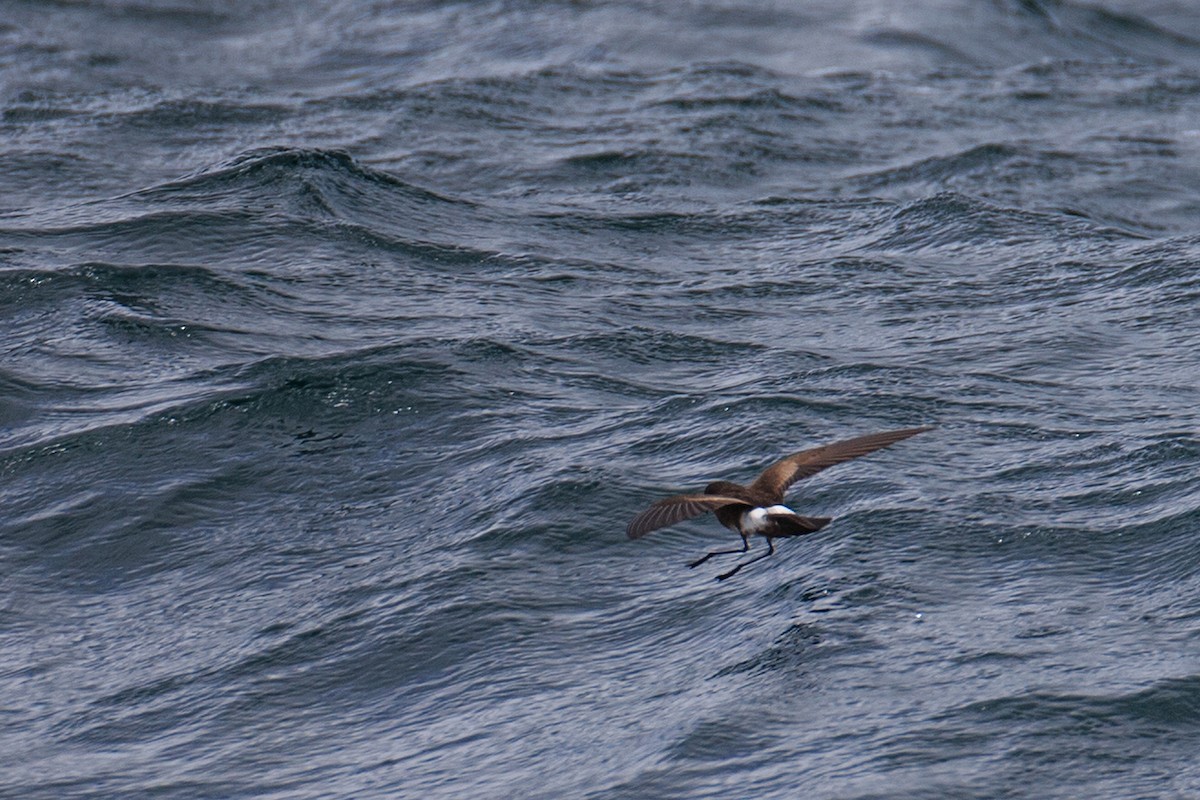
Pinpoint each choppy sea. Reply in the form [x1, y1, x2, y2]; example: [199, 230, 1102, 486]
[4, 2, 1200, 798]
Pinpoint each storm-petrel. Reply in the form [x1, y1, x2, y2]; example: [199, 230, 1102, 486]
[627, 426, 932, 580]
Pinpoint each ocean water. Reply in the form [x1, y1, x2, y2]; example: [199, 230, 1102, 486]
[3, 1, 1200, 798]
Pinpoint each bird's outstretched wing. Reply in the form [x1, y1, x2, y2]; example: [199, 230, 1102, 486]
[750, 426, 933, 499]
[626, 494, 749, 540]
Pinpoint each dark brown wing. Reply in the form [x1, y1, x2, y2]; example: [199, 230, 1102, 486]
[626, 494, 749, 540]
[750, 426, 933, 500]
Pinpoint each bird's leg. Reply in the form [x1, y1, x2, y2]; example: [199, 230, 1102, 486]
[688, 537, 749, 569]
[716, 538, 775, 581]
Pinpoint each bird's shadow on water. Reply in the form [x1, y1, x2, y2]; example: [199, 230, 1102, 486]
[706, 567, 897, 681]
[706, 592, 835, 675]
[711, 620, 825, 679]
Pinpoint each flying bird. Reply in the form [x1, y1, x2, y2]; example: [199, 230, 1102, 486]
[627, 426, 932, 580]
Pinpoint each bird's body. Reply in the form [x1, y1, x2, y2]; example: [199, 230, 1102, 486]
[627, 426, 932, 580]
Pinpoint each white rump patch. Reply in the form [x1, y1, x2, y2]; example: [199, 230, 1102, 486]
[741, 504, 796, 533]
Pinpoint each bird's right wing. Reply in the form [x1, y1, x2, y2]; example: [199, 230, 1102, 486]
[626, 494, 749, 540]
[750, 426, 933, 498]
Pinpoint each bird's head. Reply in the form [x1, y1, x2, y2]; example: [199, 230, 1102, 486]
[704, 480, 742, 496]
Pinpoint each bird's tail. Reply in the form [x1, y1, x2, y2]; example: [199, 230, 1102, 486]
[768, 513, 832, 536]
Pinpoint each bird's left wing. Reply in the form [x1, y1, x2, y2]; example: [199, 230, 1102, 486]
[626, 494, 749, 540]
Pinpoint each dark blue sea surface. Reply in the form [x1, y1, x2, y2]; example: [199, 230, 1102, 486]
[4, 1, 1200, 797]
